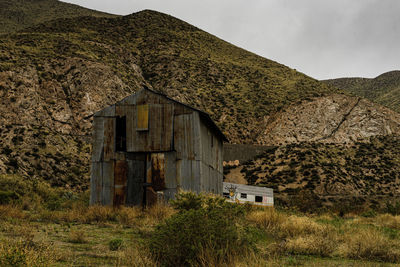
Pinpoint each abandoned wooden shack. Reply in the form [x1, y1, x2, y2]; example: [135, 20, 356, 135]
[90, 88, 228, 206]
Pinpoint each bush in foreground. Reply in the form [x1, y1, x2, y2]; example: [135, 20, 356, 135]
[149, 192, 256, 266]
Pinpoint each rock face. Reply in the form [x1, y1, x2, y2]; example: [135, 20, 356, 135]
[0, 59, 146, 187]
[257, 94, 400, 145]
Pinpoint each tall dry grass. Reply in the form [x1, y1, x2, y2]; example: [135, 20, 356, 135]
[114, 245, 157, 267]
[0, 239, 59, 267]
[247, 208, 400, 262]
[336, 227, 400, 262]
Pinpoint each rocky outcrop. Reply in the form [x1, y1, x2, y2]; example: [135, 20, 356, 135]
[257, 94, 400, 145]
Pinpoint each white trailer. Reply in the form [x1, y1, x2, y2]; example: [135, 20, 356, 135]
[223, 182, 273, 207]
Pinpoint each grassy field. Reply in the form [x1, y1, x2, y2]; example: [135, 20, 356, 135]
[1, 191, 400, 266]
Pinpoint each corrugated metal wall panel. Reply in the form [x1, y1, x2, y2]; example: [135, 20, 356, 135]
[114, 160, 128, 206]
[127, 104, 174, 152]
[174, 112, 199, 160]
[126, 154, 146, 206]
[92, 117, 104, 162]
[192, 160, 201, 192]
[94, 105, 115, 117]
[90, 162, 102, 205]
[102, 161, 114, 206]
[165, 152, 177, 189]
[103, 118, 115, 161]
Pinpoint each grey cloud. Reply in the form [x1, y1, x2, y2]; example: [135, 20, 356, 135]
[63, 0, 400, 79]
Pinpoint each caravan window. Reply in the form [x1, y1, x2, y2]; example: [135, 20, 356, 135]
[240, 193, 247, 199]
[255, 196, 262, 203]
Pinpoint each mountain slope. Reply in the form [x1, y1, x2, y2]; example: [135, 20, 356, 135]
[225, 134, 400, 210]
[324, 71, 400, 113]
[0, 9, 399, 187]
[0, 0, 117, 33]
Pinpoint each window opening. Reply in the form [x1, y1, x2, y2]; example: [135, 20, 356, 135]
[240, 193, 247, 199]
[255, 196, 263, 203]
[116, 116, 126, 151]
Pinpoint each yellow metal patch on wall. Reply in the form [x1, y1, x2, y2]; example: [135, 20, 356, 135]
[137, 104, 149, 130]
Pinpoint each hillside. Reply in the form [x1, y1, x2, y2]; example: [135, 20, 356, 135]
[0, 0, 116, 33]
[1, 8, 400, 188]
[225, 134, 400, 210]
[324, 71, 400, 113]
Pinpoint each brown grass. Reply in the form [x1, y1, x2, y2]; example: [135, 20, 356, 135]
[0, 239, 59, 266]
[247, 208, 286, 232]
[68, 229, 88, 244]
[0, 205, 27, 220]
[114, 245, 157, 267]
[336, 227, 400, 262]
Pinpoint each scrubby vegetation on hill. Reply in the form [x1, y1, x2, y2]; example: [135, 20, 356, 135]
[0, 0, 116, 33]
[0, 8, 344, 187]
[1, 188, 400, 266]
[226, 135, 400, 212]
[324, 71, 400, 113]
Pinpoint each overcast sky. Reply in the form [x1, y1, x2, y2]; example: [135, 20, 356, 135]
[63, 0, 400, 80]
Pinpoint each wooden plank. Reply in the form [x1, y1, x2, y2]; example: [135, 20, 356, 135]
[102, 161, 114, 206]
[90, 162, 102, 205]
[92, 117, 104, 162]
[103, 118, 115, 161]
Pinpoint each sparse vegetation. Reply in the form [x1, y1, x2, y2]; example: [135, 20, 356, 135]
[227, 135, 400, 212]
[1, 191, 400, 266]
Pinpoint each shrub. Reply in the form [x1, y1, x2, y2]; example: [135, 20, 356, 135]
[0, 190, 18, 204]
[336, 228, 400, 262]
[68, 230, 87, 244]
[149, 192, 254, 266]
[109, 238, 123, 251]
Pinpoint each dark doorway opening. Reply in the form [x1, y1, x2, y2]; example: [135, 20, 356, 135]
[116, 116, 126, 151]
